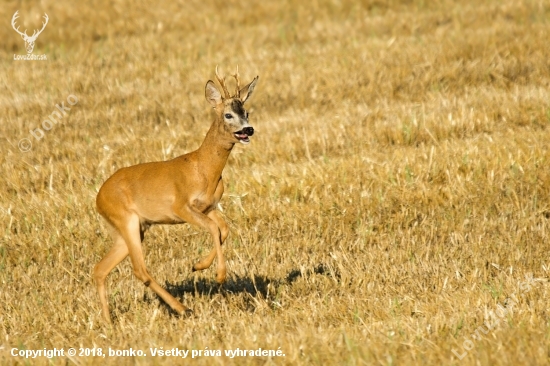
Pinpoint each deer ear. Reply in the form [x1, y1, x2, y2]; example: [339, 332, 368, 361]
[205, 80, 222, 108]
[239, 76, 258, 104]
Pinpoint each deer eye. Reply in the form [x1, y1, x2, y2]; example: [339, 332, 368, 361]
[224, 113, 233, 119]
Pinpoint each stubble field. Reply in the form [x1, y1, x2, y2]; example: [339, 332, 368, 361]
[1, 0, 550, 365]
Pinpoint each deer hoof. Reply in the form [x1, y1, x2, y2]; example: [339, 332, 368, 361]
[184, 309, 194, 317]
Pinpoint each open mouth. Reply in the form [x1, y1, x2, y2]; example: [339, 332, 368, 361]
[234, 127, 254, 144]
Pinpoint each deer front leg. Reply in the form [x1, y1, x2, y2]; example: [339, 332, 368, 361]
[192, 210, 229, 275]
[177, 206, 227, 283]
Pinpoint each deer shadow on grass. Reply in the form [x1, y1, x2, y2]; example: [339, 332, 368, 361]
[141, 274, 275, 316]
[166, 273, 274, 298]
[142, 264, 338, 316]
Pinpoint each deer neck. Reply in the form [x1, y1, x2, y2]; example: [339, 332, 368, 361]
[195, 119, 234, 180]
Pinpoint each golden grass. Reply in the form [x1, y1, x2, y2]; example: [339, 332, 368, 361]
[1, 0, 550, 364]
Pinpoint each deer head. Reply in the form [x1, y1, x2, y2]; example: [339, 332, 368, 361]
[11, 11, 49, 54]
[205, 66, 259, 144]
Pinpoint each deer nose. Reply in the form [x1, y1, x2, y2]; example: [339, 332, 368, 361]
[242, 127, 254, 136]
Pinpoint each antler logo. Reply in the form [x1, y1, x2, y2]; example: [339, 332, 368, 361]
[11, 11, 49, 54]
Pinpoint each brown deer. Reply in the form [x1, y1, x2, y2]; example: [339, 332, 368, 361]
[94, 66, 258, 323]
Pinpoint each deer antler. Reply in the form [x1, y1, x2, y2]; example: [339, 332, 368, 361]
[232, 65, 241, 98]
[29, 13, 48, 40]
[11, 11, 28, 38]
[215, 65, 231, 99]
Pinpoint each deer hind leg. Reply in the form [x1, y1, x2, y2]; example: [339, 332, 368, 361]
[192, 210, 229, 275]
[94, 225, 129, 323]
[120, 214, 191, 315]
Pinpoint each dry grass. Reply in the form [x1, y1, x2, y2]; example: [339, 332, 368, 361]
[1, 0, 550, 364]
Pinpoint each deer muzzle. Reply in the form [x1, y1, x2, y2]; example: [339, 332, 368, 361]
[242, 127, 254, 136]
[234, 126, 254, 144]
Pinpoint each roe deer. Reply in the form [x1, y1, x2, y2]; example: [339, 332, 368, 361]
[94, 66, 258, 322]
